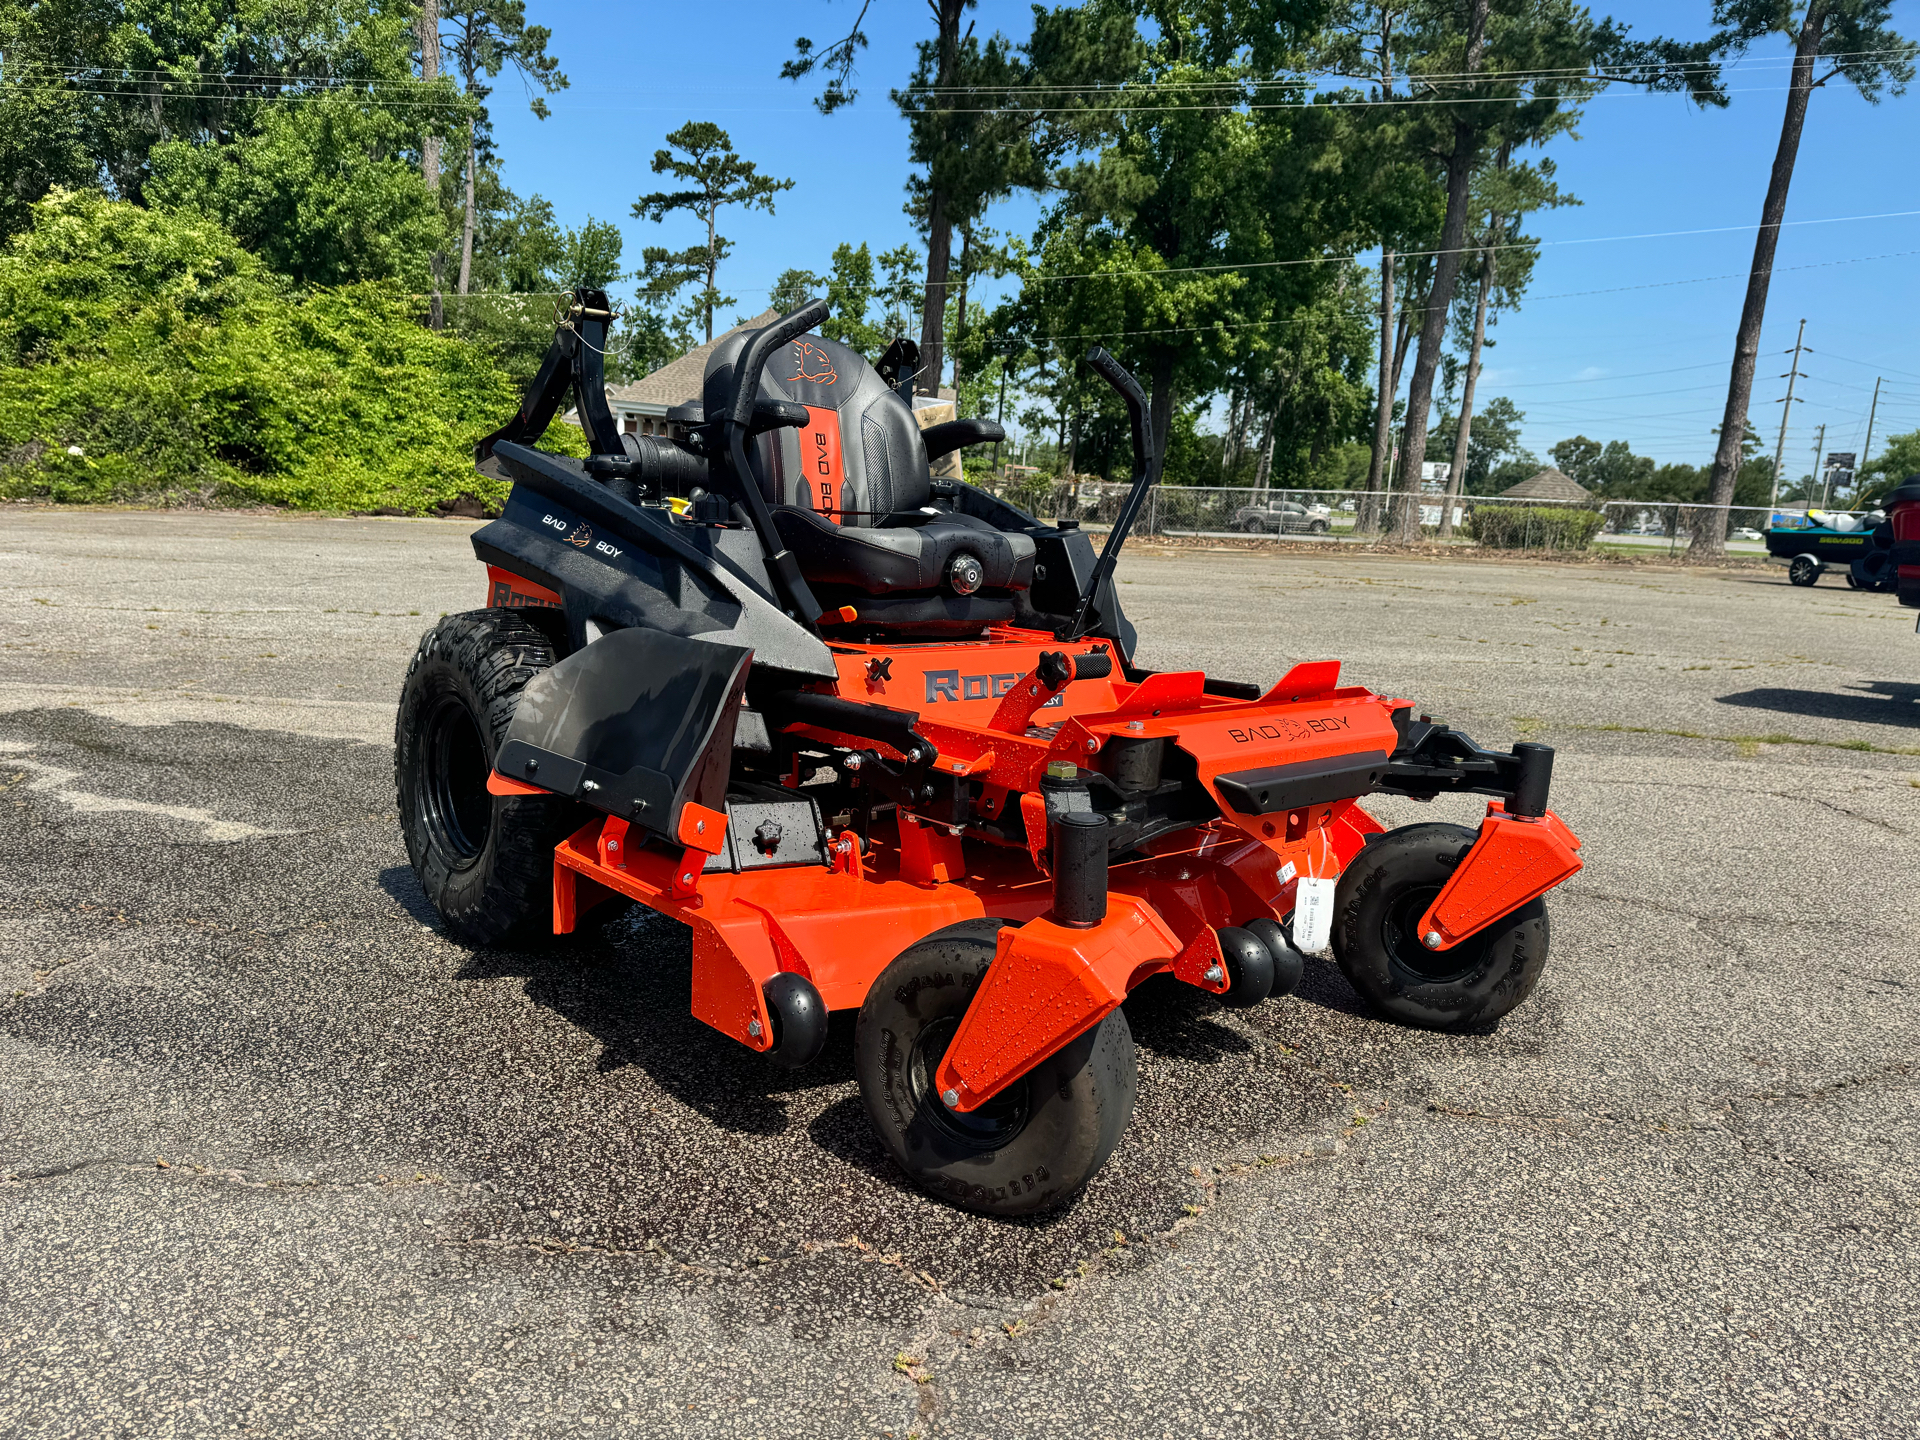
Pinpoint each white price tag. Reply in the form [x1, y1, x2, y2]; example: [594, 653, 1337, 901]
[1292, 877, 1336, 954]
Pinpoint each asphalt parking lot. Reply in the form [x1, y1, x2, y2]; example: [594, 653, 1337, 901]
[1, 508, 1914, 1439]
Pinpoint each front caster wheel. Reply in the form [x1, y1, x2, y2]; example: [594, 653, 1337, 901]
[1331, 823, 1550, 1031]
[855, 919, 1137, 1217]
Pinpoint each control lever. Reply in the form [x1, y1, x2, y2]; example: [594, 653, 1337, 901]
[716, 299, 832, 625]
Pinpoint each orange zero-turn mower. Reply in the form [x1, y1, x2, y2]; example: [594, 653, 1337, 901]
[395, 294, 1584, 1216]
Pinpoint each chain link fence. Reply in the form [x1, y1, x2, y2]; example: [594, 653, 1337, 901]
[974, 476, 1874, 557]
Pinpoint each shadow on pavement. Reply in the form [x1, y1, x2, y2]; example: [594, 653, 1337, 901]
[1714, 681, 1919, 729]
[452, 907, 856, 1139]
[1289, 954, 1370, 1018]
[1121, 975, 1257, 1062]
[377, 863, 443, 927]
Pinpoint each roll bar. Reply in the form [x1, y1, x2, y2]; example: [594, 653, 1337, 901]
[718, 298, 831, 627]
[476, 288, 626, 462]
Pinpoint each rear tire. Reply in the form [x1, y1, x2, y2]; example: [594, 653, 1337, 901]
[396, 609, 587, 947]
[1788, 554, 1822, 587]
[1855, 551, 1894, 591]
[855, 919, 1136, 1216]
[1243, 516, 1267, 534]
[1331, 823, 1549, 1031]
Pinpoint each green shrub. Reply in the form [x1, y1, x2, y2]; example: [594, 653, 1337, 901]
[0, 190, 576, 513]
[1464, 503, 1604, 551]
[981, 469, 1062, 518]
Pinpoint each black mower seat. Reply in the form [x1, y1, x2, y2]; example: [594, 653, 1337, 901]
[703, 332, 1033, 632]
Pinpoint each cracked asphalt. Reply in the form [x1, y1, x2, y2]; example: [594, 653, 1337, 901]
[0, 509, 1914, 1438]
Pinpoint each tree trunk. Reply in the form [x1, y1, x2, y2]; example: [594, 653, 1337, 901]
[950, 224, 971, 395]
[1440, 234, 1497, 540]
[1393, 0, 1488, 541]
[1391, 253, 1428, 395]
[1252, 399, 1280, 489]
[1361, 246, 1396, 535]
[915, 0, 967, 399]
[1149, 350, 1176, 474]
[1222, 385, 1247, 475]
[703, 201, 719, 341]
[423, 0, 444, 331]
[1357, 3, 1399, 537]
[458, 123, 476, 295]
[417, 0, 440, 193]
[917, 194, 951, 397]
[1691, 2, 1828, 558]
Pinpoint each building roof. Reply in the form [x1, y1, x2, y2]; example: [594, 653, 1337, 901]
[606, 310, 780, 410]
[605, 313, 960, 415]
[1499, 467, 1592, 502]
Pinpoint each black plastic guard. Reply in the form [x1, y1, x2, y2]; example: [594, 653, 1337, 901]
[497, 628, 751, 840]
[476, 441, 836, 681]
[1214, 750, 1393, 815]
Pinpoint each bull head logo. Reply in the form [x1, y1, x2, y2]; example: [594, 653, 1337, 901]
[785, 341, 838, 386]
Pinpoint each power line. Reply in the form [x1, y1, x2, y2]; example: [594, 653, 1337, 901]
[974, 249, 1915, 348]
[1501, 362, 1727, 389]
[1520, 384, 1729, 406]
[733, 214, 1916, 297]
[8, 45, 1905, 95]
[889, 46, 1918, 94]
[1802, 350, 1921, 379]
[829, 81, 1842, 116]
[0, 74, 1849, 116]
[4, 44, 1908, 94]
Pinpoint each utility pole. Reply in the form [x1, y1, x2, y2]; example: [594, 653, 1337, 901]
[1768, 319, 1808, 513]
[1859, 376, 1882, 498]
[1810, 423, 1827, 508]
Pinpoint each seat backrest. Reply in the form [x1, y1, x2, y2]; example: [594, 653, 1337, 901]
[704, 332, 932, 524]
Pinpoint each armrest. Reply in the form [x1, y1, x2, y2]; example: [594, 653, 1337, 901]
[920, 418, 1006, 460]
[669, 398, 808, 436]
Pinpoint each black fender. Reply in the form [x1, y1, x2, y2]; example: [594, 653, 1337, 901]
[497, 627, 750, 840]
[475, 442, 836, 680]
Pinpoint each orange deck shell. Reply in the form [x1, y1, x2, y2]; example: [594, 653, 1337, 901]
[538, 631, 1578, 1105]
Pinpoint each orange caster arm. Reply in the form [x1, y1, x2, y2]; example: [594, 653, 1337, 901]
[1415, 802, 1583, 951]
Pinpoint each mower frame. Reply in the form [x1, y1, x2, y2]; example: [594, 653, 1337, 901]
[408, 292, 1585, 1209]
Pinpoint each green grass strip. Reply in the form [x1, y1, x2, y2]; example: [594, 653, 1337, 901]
[1563, 721, 1918, 758]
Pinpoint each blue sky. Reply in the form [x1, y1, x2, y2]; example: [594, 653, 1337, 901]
[487, 0, 1920, 474]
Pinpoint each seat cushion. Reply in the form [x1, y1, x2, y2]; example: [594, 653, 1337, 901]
[772, 506, 1035, 596]
[705, 332, 930, 522]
